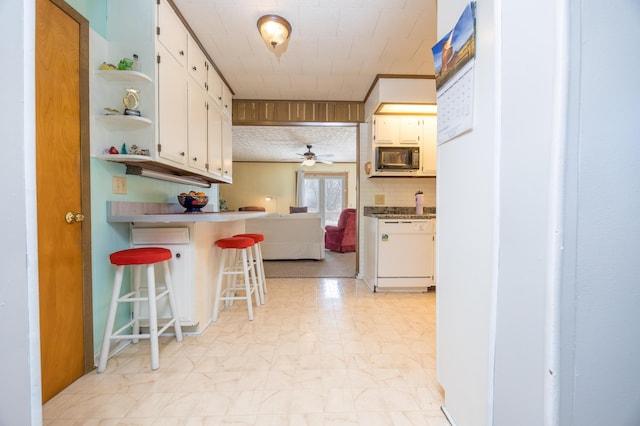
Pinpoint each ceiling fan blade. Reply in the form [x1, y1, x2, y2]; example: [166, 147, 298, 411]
[318, 159, 333, 164]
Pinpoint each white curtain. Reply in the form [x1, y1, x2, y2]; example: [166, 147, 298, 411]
[295, 170, 305, 206]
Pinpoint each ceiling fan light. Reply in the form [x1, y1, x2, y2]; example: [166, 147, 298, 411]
[302, 158, 316, 166]
[257, 15, 291, 49]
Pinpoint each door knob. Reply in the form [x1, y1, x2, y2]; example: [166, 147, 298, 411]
[65, 212, 85, 224]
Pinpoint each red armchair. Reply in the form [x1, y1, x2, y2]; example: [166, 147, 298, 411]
[324, 208, 356, 252]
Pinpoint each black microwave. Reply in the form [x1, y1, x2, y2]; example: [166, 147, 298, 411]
[375, 146, 420, 171]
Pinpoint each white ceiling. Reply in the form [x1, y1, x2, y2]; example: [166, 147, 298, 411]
[172, 0, 437, 163]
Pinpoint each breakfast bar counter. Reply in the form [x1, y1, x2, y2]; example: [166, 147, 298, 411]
[107, 201, 268, 223]
[105, 201, 268, 335]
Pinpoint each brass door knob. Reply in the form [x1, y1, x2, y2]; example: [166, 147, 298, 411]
[65, 212, 85, 224]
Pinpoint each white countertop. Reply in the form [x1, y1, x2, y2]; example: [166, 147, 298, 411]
[106, 201, 268, 223]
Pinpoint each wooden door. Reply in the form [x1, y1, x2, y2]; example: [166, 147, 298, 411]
[36, 0, 92, 403]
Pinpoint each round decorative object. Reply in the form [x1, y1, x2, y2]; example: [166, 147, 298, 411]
[123, 89, 140, 110]
[364, 161, 372, 175]
[177, 193, 208, 213]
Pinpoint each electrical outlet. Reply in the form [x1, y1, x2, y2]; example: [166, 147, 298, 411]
[113, 176, 127, 194]
[374, 194, 385, 205]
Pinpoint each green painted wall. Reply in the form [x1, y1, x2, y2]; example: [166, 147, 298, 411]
[65, 0, 107, 37]
[89, 159, 219, 352]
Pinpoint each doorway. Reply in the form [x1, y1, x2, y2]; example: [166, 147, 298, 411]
[35, 0, 93, 403]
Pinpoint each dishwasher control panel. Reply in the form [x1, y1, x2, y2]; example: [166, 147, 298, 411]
[379, 219, 434, 234]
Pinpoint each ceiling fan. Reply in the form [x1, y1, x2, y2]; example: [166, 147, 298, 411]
[297, 144, 334, 165]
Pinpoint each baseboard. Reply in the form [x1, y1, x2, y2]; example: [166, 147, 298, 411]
[93, 340, 130, 368]
[441, 405, 456, 425]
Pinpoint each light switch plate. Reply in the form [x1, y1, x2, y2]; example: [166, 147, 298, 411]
[113, 176, 127, 194]
[374, 194, 385, 205]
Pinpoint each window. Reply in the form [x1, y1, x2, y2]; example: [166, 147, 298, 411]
[297, 171, 347, 227]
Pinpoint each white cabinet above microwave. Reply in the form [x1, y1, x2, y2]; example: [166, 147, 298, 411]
[373, 116, 423, 145]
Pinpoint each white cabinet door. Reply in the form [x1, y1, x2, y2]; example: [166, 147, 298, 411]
[374, 116, 399, 144]
[206, 104, 223, 178]
[221, 84, 233, 118]
[421, 116, 437, 176]
[157, 45, 188, 166]
[208, 67, 223, 107]
[187, 80, 208, 173]
[187, 36, 208, 91]
[221, 115, 233, 182]
[157, 0, 187, 68]
[399, 117, 422, 145]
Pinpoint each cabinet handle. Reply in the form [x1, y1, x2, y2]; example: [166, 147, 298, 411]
[180, 151, 185, 156]
[192, 157, 198, 161]
[179, 50, 184, 56]
[175, 252, 181, 259]
[192, 66, 197, 71]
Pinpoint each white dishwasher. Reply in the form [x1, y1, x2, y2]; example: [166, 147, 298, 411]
[376, 219, 434, 290]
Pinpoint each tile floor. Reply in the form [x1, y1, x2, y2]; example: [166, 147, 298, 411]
[43, 278, 448, 425]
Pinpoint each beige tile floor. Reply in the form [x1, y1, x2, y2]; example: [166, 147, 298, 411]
[43, 278, 448, 425]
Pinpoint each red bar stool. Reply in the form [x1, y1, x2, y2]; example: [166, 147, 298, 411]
[234, 233, 267, 304]
[213, 236, 260, 321]
[98, 247, 183, 373]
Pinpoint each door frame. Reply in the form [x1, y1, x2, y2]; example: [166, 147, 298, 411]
[39, 0, 94, 373]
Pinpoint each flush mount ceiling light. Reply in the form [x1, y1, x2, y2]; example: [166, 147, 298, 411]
[257, 15, 292, 49]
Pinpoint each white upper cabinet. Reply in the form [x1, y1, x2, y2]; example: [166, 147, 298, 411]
[221, 84, 233, 118]
[399, 117, 422, 145]
[157, 0, 187, 68]
[221, 115, 233, 181]
[187, 80, 209, 173]
[206, 104, 223, 178]
[370, 114, 437, 177]
[420, 116, 437, 176]
[157, 44, 188, 166]
[373, 116, 399, 144]
[208, 70, 223, 107]
[187, 36, 208, 91]
[374, 116, 422, 145]
[96, 0, 232, 183]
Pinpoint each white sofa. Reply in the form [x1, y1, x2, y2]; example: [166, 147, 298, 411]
[245, 213, 325, 260]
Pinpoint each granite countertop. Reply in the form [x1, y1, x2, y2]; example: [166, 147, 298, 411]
[371, 213, 437, 219]
[106, 201, 267, 223]
[363, 206, 436, 220]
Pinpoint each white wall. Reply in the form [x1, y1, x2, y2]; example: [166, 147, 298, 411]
[220, 162, 357, 214]
[437, 0, 640, 425]
[0, 1, 41, 424]
[436, 1, 499, 424]
[559, 0, 640, 424]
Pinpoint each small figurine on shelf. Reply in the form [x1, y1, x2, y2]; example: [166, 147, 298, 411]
[129, 144, 141, 155]
[120, 143, 127, 154]
[117, 57, 134, 70]
[99, 62, 117, 70]
[132, 54, 141, 72]
[123, 88, 141, 116]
